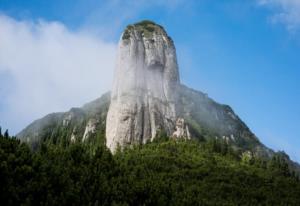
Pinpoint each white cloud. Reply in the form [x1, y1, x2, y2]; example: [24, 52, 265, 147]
[0, 15, 117, 134]
[258, 0, 300, 32]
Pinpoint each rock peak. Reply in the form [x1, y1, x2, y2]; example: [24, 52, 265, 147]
[122, 20, 173, 43]
[106, 20, 180, 152]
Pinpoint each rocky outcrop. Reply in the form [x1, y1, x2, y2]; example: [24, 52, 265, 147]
[70, 128, 76, 143]
[172, 118, 191, 140]
[82, 119, 97, 142]
[106, 21, 180, 152]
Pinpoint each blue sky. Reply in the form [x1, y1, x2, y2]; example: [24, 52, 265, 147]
[0, 0, 299, 161]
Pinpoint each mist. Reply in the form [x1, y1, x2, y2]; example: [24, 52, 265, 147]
[0, 15, 117, 134]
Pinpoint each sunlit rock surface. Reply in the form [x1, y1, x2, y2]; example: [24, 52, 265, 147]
[106, 21, 180, 152]
[172, 118, 191, 140]
[82, 119, 97, 142]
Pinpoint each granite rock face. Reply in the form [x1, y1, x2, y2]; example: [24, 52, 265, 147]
[82, 119, 97, 142]
[106, 21, 180, 152]
[172, 118, 191, 140]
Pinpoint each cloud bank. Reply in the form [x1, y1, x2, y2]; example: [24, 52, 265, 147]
[0, 15, 116, 134]
[258, 0, 300, 32]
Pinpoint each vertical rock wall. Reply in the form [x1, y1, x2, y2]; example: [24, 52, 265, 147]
[106, 21, 180, 152]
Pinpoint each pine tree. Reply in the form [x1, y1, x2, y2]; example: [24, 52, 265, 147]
[4, 129, 9, 138]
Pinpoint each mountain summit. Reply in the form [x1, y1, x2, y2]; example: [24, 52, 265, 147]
[106, 21, 180, 152]
[17, 20, 299, 173]
[17, 21, 270, 156]
[106, 20, 269, 155]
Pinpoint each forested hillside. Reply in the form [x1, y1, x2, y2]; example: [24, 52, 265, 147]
[1, 128, 300, 205]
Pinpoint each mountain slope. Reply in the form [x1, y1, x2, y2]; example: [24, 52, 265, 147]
[18, 92, 110, 149]
[177, 85, 272, 158]
[18, 84, 300, 173]
[18, 85, 269, 155]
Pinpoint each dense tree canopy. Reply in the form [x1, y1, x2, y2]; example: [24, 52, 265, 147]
[0, 128, 300, 205]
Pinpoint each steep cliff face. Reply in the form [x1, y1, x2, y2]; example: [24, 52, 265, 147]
[106, 21, 180, 152]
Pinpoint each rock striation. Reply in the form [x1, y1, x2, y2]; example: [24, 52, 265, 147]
[106, 21, 180, 152]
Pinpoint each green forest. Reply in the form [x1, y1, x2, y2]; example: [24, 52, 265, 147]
[1, 127, 300, 206]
